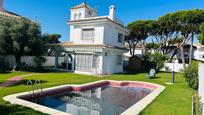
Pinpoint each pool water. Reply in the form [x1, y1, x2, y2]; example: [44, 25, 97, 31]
[32, 86, 152, 115]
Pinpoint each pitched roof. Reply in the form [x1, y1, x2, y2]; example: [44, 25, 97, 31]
[49, 42, 128, 51]
[0, 8, 20, 18]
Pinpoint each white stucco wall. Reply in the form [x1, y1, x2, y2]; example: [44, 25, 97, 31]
[161, 62, 188, 72]
[70, 7, 97, 21]
[104, 23, 128, 47]
[3, 56, 64, 67]
[123, 49, 143, 57]
[102, 49, 123, 74]
[198, 62, 204, 115]
[194, 50, 204, 61]
[70, 8, 86, 20]
[69, 21, 128, 47]
[70, 24, 104, 45]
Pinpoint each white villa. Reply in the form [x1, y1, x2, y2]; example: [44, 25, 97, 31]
[55, 2, 129, 75]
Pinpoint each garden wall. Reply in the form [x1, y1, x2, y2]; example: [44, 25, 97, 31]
[161, 63, 188, 72]
[198, 62, 204, 115]
[3, 55, 64, 67]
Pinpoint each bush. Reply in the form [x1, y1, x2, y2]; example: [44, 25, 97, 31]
[143, 52, 169, 72]
[15, 62, 34, 72]
[33, 56, 47, 69]
[184, 61, 199, 90]
[0, 57, 9, 73]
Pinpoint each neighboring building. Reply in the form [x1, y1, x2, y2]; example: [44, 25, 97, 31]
[194, 44, 204, 62]
[0, 0, 20, 18]
[55, 2, 129, 75]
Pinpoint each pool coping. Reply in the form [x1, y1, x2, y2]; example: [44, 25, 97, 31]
[3, 80, 165, 115]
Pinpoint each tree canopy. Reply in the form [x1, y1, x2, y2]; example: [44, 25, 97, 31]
[199, 22, 204, 44]
[126, 20, 155, 56]
[0, 15, 45, 66]
[42, 33, 61, 44]
[126, 9, 204, 69]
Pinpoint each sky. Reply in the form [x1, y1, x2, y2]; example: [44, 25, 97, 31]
[5, 0, 204, 42]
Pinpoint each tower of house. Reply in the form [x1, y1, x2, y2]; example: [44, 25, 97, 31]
[64, 2, 129, 75]
[70, 2, 97, 20]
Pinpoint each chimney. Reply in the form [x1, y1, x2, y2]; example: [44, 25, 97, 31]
[0, 0, 3, 9]
[109, 5, 115, 20]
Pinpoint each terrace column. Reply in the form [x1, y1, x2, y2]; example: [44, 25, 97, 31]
[55, 55, 58, 69]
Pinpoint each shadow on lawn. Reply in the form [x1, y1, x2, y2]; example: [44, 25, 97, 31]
[0, 71, 11, 74]
[0, 103, 46, 115]
[120, 70, 148, 75]
[10, 79, 48, 87]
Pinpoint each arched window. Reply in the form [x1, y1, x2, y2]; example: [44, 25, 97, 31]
[74, 13, 77, 20]
[78, 13, 82, 19]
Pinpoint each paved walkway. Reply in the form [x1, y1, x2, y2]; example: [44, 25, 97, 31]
[0, 74, 36, 87]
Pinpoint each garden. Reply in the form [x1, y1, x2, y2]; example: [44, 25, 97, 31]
[0, 71, 195, 115]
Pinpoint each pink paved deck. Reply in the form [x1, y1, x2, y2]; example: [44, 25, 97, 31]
[0, 74, 35, 87]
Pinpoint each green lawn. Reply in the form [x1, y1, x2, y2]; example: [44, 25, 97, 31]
[0, 72, 195, 115]
[0, 71, 30, 83]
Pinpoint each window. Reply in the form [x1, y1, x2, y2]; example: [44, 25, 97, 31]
[81, 28, 95, 40]
[118, 33, 123, 43]
[116, 55, 122, 65]
[78, 13, 82, 19]
[74, 14, 77, 20]
[75, 54, 98, 71]
[92, 55, 97, 68]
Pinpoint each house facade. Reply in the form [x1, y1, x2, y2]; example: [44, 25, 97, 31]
[56, 3, 129, 75]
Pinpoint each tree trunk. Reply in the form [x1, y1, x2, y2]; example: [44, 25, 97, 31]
[170, 48, 179, 62]
[180, 46, 186, 69]
[189, 35, 194, 64]
[142, 40, 146, 55]
[127, 41, 133, 56]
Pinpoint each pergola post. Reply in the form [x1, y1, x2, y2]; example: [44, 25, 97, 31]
[55, 55, 58, 69]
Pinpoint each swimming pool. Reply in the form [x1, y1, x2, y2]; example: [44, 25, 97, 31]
[3, 80, 165, 115]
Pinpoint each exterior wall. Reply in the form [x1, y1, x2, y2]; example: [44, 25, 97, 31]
[70, 8, 97, 21]
[123, 49, 143, 57]
[70, 8, 86, 20]
[194, 50, 204, 61]
[69, 24, 104, 45]
[3, 55, 64, 67]
[198, 62, 204, 115]
[104, 23, 128, 47]
[161, 62, 188, 72]
[102, 49, 123, 74]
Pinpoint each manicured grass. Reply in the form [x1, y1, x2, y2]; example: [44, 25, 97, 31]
[0, 71, 30, 83]
[0, 72, 195, 115]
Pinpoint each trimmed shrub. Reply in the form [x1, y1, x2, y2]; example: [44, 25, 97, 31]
[0, 57, 9, 73]
[33, 56, 47, 69]
[143, 52, 169, 72]
[184, 61, 199, 90]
